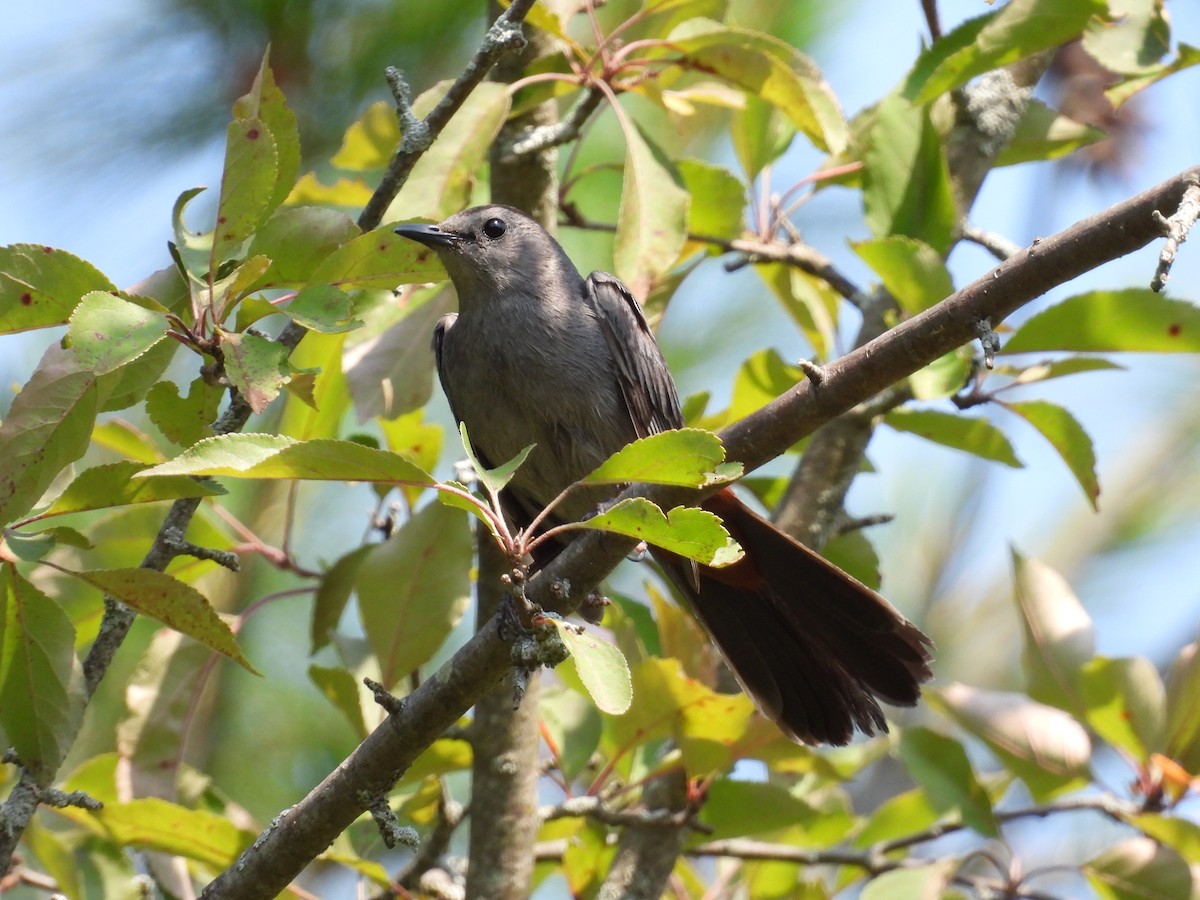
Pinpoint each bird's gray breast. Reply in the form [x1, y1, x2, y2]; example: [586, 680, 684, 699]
[437, 295, 637, 518]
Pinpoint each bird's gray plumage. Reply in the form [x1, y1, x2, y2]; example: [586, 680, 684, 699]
[395, 205, 932, 745]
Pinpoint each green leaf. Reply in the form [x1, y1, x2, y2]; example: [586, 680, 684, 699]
[282, 284, 363, 333]
[247, 206, 361, 288]
[861, 862, 956, 900]
[1106, 43, 1200, 108]
[356, 502, 471, 689]
[309, 665, 368, 739]
[448, 424, 530, 501]
[386, 81, 511, 221]
[1082, 0, 1170, 76]
[700, 779, 820, 842]
[908, 347, 972, 400]
[140, 434, 435, 485]
[310, 225, 446, 291]
[344, 286, 452, 420]
[669, 22, 847, 153]
[1164, 641, 1200, 771]
[38, 461, 223, 519]
[1080, 656, 1165, 760]
[1128, 814, 1200, 865]
[146, 377, 223, 448]
[67, 291, 169, 374]
[379, 409, 443, 505]
[898, 727, 998, 837]
[212, 116, 279, 263]
[933, 683, 1091, 801]
[995, 355, 1124, 387]
[755, 264, 838, 360]
[902, 0, 1108, 106]
[1012, 552, 1094, 713]
[607, 658, 756, 775]
[851, 236, 953, 315]
[67, 568, 258, 674]
[97, 332, 180, 414]
[232, 55, 301, 214]
[170, 187, 215, 279]
[219, 329, 291, 415]
[1003, 290, 1200, 353]
[884, 408, 1022, 468]
[695, 348, 804, 431]
[582, 429, 739, 488]
[996, 99, 1106, 166]
[0, 563, 85, 774]
[1004, 400, 1100, 510]
[612, 120, 690, 290]
[853, 787, 940, 847]
[540, 684, 603, 781]
[331, 100, 398, 170]
[731, 93, 796, 181]
[116, 628, 213, 793]
[678, 159, 745, 241]
[862, 94, 956, 254]
[311, 544, 373, 654]
[90, 797, 253, 870]
[0, 346, 101, 527]
[0, 244, 116, 334]
[547, 619, 632, 715]
[574, 497, 743, 567]
[1083, 837, 1194, 900]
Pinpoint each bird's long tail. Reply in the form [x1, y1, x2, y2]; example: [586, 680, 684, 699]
[655, 489, 933, 745]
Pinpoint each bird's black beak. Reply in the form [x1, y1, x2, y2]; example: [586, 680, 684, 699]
[393, 222, 462, 249]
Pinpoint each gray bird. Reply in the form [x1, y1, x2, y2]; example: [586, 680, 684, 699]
[395, 205, 932, 745]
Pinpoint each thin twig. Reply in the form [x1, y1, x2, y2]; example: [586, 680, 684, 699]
[1151, 178, 1200, 291]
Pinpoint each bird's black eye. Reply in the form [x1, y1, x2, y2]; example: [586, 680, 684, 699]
[482, 217, 507, 239]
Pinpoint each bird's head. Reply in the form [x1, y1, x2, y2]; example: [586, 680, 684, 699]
[393, 205, 575, 305]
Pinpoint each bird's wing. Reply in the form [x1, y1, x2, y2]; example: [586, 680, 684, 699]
[584, 271, 684, 438]
[431, 312, 469, 435]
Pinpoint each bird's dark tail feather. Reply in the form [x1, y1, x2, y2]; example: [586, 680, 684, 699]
[655, 489, 933, 746]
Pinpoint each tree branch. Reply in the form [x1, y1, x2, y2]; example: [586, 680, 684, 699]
[356, 0, 538, 232]
[197, 165, 1200, 899]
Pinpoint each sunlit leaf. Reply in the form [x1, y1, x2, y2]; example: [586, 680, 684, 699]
[310, 225, 446, 291]
[903, 0, 1108, 106]
[731, 94, 796, 181]
[232, 55, 301, 215]
[67, 292, 169, 375]
[1004, 400, 1100, 510]
[1083, 837, 1194, 900]
[1082, 0, 1171, 76]
[1107, 43, 1200, 107]
[247, 206, 360, 288]
[678, 159, 745, 241]
[146, 377, 223, 448]
[0, 345, 101, 527]
[933, 683, 1091, 801]
[861, 861, 956, 900]
[582, 429, 739, 488]
[0, 564, 85, 774]
[139, 434, 434, 485]
[1163, 641, 1200, 772]
[862, 94, 956, 254]
[212, 117, 279, 263]
[612, 120, 689, 290]
[282, 284, 363, 333]
[356, 502, 471, 689]
[219, 328, 291, 415]
[0, 244, 116, 334]
[574, 497, 743, 567]
[668, 21, 847, 153]
[1003, 290, 1200, 354]
[700, 779, 820, 842]
[1012, 552, 1094, 712]
[37, 461, 224, 519]
[885, 408, 1021, 468]
[1080, 656, 1165, 761]
[547, 618, 632, 715]
[309, 665, 368, 739]
[996, 99, 1106, 166]
[89, 797, 254, 870]
[851, 236, 952, 314]
[898, 727, 998, 837]
[65, 568, 257, 674]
